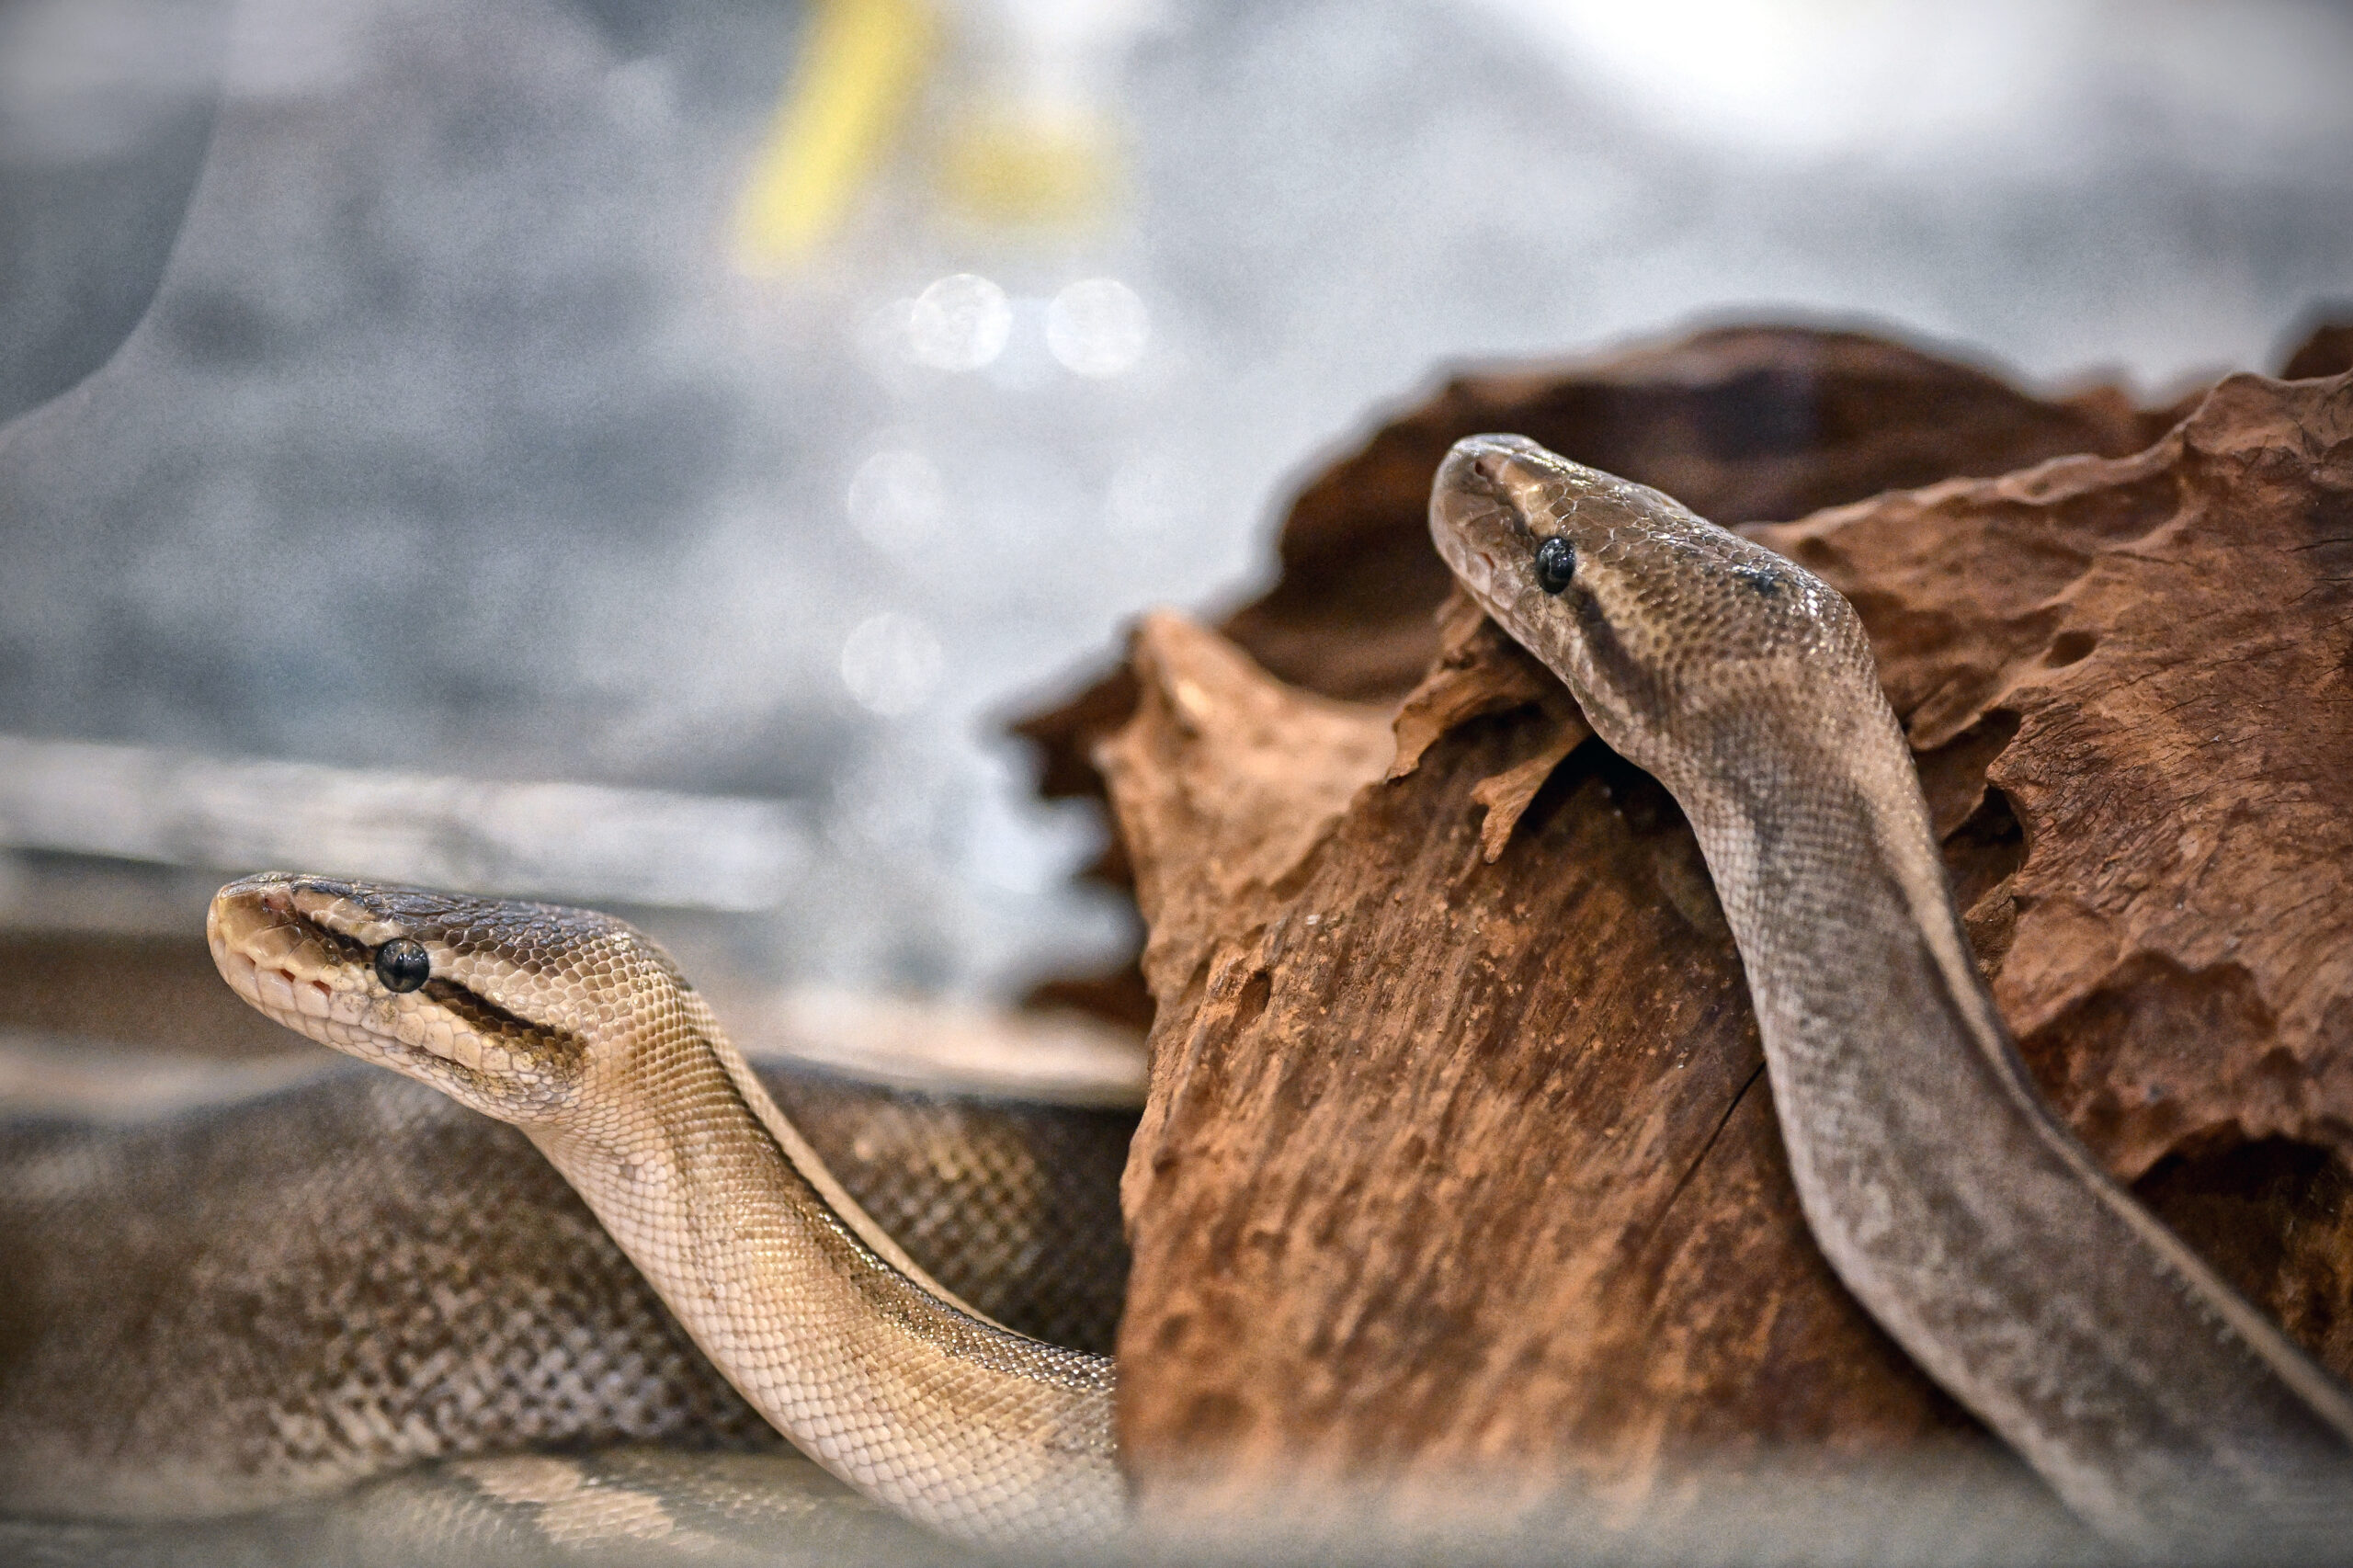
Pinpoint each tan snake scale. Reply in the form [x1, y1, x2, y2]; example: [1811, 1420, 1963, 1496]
[0, 1057, 1131, 1520]
[47, 433, 2342, 1549]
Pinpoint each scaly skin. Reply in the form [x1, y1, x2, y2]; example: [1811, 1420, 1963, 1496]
[1430, 433, 2353, 1549]
[201, 434, 2353, 1551]
[207, 874, 1122, 1545]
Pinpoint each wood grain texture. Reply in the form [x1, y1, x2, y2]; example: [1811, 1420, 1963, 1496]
[1020, 325, 2179, 779]
[1750, 370, 2353, 1339]
[1015, 323, 2201, 1028]
[1220, 326, 2179, 704]
[1101, 615, 1976, 1520]
[1075, 350, 2353, 1517]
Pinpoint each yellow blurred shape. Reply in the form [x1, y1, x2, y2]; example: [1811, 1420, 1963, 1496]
[733, 0, 937, 271]
[938, 108, 1117, 229]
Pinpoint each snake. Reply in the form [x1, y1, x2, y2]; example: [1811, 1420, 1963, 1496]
[1429, 433, 2353, 1548]
[183, 432, 2353, 1551]
[0, 1047, 1131, 1524]
[201, 878, 1124, 1546]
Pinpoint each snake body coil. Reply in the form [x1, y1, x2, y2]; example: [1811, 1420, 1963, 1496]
[205, 880, 1121, 1544]
[0, 1060, 1131, 1519]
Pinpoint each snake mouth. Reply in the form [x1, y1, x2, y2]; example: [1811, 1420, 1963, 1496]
[209, 876, 363, 1026]
[208, 874, 587, 1123]
[208, 875, 471, 1077]
[1430, 443, 1535, 614]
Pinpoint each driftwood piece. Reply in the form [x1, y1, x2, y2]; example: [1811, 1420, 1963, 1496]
[1080, 357, 2353, 1516]
[1022, 320, 2347, 872]
[1217, 327, 2181, 704]
[1749, 370, 2353, 1361]
[1101, 618, 1974, 1518]
[1021, 326, 2181, 774]
[2281, 312, 2353, 381]
[1015, 324, 2202, 1024]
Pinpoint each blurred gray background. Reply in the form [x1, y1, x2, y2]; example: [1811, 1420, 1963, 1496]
[2, 0, 2349, 1001]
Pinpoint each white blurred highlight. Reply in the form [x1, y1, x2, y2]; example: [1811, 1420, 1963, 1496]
[906, 273, 1012, 370]
[0, 734, 809, 912]
[840, 613, 944, 716]
[846, 448, 948, 548]
[1466, 0, 2353, 167]
[1046, 278, 1149, 377]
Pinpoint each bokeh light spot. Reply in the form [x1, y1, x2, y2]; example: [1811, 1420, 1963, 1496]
[1045, 278, 1148, 377]
[907, 273, 1011, 370]
[846, 448, 946, 547]
[840, 611, 943, 716]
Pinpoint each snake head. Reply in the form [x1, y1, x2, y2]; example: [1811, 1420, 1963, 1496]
[1429, 433, 1877, 789]
[207, 871, 686, 1126]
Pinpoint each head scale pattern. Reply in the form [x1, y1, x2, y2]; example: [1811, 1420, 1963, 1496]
[1427, 432, 1878, 790]
[207, 871, 693, 1125]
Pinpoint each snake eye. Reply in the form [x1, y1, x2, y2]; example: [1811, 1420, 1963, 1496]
[1534, 536, 1575, 595]
[374, 938, 431, 993]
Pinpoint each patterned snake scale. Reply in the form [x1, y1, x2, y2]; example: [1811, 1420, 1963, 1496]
[204, 880, 1121, 1546]
[0, 1059, 1131, 1522]
[179, 434, 2353, 1551]
[1430, 434, 2353, 1551]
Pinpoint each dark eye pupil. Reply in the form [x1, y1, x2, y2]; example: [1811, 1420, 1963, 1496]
[375, 939, 430, 993]
[1534, 536, 1575, 594]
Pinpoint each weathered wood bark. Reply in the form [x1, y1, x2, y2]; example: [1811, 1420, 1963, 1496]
[1018, 326, 2189, 787]
[1016, 324, 2208, 1024]
[1048, 331, 2353, 1518]
[1752, 369, 2353, 1359]
[2281, 313, 2353, 381]
[1100, 614, 1981, 1518]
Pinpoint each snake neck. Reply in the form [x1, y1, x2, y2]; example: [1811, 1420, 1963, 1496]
[1660, 698, 2353, 1544]
[524, 1003, 1123, 1545]
[1674, 704, 2017, 1121]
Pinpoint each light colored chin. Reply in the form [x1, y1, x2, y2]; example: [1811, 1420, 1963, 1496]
[211, 937, 356, 1028]
[211, 934, 432, 1074]
[212, 942, 306, 1028]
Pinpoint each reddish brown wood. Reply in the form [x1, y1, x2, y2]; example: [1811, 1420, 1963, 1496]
[1019, 326, 2180, 790]
[1087, 363, 2353, 1521]
[1751, 370, 2353, 1189]
[1016, 324, 2201, 1034]
[1101, 616, 1974, 1520]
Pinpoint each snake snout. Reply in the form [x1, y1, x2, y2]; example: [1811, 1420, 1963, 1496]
[208, 874, 376, 1037]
